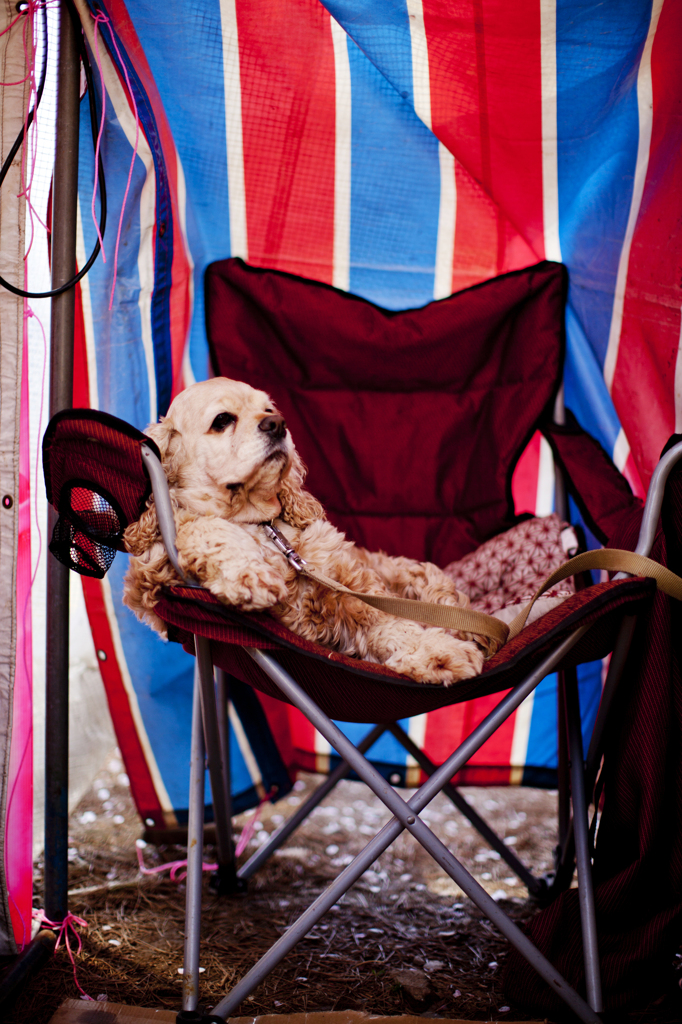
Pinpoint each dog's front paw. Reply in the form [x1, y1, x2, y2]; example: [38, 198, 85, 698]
[386, 632, 483, 685]
[208, 561, 289, 611]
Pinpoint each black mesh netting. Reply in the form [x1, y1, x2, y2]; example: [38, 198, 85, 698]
[49, 482, 125, 579]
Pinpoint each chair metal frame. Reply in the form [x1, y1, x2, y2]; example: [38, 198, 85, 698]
[141, 440, 682, 1024]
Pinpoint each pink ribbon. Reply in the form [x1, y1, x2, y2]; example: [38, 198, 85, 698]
[32, 908, 94, 1001]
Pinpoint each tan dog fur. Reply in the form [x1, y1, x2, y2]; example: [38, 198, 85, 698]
[123, 378, 484, 685]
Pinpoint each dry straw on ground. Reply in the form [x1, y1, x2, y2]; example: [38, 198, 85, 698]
[6, 756, 682, 1023]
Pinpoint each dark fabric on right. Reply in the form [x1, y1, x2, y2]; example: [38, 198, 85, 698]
[504, 425, 682, 1012]
[206, 258, 566, 566]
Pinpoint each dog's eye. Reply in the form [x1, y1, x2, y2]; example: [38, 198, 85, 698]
[210, 412, 237, 433]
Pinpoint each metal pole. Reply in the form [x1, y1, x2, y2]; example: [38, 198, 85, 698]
[44, 0, 80, 924]
[565, 668, 603, 1011]
[182, 668, 206, 1012]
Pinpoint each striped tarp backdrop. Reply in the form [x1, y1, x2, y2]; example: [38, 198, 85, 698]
[63, 0, 680, 830]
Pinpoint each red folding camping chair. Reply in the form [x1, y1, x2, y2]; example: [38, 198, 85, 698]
[41, 260, 682, 1024]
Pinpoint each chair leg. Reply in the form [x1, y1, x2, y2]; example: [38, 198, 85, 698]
[564, 666, 603, 1013]
[210, 631, 601, 1024]
[387, 722, 544, 896]
[547, 618, 638, 903]
[238, 723, 387, 881]
[195, 637, 239, 894]
[181, 666, 206, 1013]
[557, 669, 572, 850]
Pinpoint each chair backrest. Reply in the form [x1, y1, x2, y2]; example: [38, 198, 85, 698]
[43, 409, 160, 577]
[205, 259, 566, 566]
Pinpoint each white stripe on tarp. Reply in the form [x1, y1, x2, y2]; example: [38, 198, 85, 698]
[612, 426, 631, 473]
[175, 152, 195, 391]
[75, 200, 99, 410]
[76, 1, 157, 425]
[406, 0, 456, 301]
[603, 0, 665, 392]
[314, 726, 331, 775]
[406, 0, 431, 128]
[540, 0, 561, 263]
[228, 701, 264, 793]
[99, 575, 175, 822]
[405, 713, 428, 786]
[509, 690, 535, 785]
[535, 435, 556, 517]
[434, 144, 456, 300]
[330, 18, 351, 292]
[219, 0, 248, 260]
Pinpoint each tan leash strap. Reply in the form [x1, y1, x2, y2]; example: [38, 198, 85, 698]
[299, 563, 510, 648]
[505, 548, 682, 640]
[262, 523, 682, 652]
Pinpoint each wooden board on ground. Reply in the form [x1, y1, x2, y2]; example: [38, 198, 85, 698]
[49, 999, 544, 1024]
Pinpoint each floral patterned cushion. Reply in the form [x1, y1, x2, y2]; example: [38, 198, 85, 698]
[443, 513, 577, 621]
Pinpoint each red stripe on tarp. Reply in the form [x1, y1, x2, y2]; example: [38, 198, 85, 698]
[73, 282, 90, 409]
[102, 0, 192, 402]
[422, 0, 542, 277]
[72, 270, 166, 824]
[451, 163, 502, 291]
[622, 451, 646, 503]
[288, 706, 322, 772]
[512, 430, 542, 516]
[81, 576, 166, 824]
[236, 0, 336, 282]
[423, 689, 518, 782]
[610, 0, 682, 488]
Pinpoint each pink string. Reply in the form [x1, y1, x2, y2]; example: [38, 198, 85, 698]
[136, 843, 217, 883]
[235, 787, 277, 857]
[32, 909, 94, 1001]
[92, 10, 141, 310]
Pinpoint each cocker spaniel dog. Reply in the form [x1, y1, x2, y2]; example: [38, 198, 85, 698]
[123, 378, 485, 685]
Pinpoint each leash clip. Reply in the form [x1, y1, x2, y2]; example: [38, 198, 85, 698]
[263, 522, 308, 572]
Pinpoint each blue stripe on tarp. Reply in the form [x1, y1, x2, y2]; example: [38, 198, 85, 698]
[564, 304, 622, 456]
[78, 97, 152, 431]
[85, 6, 176, 416]
[323, 0, 415, 104]
[523, 663, 602, 782]
[556, 0, 653, 370]
[123, 0, 228, 385]
[346, 32, 441, 309]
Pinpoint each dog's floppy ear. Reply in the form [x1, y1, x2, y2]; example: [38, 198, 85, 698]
[145, 416, 185, 487]
[278, 447, 324, 529]
[125, 416, 182, 555]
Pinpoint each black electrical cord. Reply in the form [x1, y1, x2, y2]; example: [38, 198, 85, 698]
[0, 0, 107, 299]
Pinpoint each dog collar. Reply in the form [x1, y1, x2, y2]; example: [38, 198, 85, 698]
[262, 521, 308, 572]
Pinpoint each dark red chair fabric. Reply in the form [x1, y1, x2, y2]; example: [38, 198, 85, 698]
[156, 578, 653, 724]
[42, 409, 161, 577]
[205, 258, 566, 565]
[504, 421, 682, 1013]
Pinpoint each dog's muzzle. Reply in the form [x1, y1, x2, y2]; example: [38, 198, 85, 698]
[258, 414, 286, 440]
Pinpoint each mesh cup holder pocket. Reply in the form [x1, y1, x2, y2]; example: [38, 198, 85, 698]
[49, 481, 126, 579]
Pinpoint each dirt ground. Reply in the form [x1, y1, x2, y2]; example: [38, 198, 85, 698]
[7, 751, 682, 1023]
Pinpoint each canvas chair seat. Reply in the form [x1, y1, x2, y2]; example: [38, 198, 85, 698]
[157, 577, 653, 723]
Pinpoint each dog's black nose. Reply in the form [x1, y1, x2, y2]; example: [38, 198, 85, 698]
[258, 414, 286, 439]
